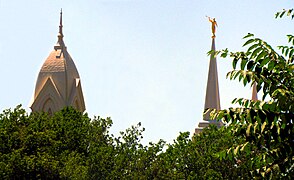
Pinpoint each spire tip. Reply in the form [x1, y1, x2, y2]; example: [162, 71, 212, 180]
[58, 8, 63, 38]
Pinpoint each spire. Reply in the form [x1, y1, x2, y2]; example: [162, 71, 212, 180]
[54, 9, 65, 50]
[251, 82, 258, 101]
[195, 17, 222, 134]
[203, 37, 221, 121]
[58, 9, 63, 39]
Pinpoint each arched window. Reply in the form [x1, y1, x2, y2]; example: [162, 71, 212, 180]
[42, 98, 55, 114]
[48, 108, 52, 116]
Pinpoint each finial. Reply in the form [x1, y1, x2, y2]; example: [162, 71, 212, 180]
[58, 8, 63, 38]
[55, 9, 65, 50]
[206, 16, 218, 38]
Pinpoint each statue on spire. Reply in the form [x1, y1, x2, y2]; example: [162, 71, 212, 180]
[206, 16, 217, 38]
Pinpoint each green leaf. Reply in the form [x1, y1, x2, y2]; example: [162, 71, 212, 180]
[243, 39, 255, 47]
[233, 58, 238, 69]
[253, 122, 258, 134]
[241, 59, 247, 70]
[256, 51, 267, 62]
[280, 11, 286, 18]
[267, 60, 275, 71]
[234, 145, 240, 155]
[247, 43, 259, 53]
[243, 33, 254, 39]
[275, 12, 280, 18]
[287, 9, 293, 16]
[240, 142, 249, 152]
[260, 57, 270, 67]
[246, 124, 252, 137]
[251, 47, 263, 59]
[231, 98, 238, 104]
[261, 121, 266, 133]
[247, 60, 254, 70]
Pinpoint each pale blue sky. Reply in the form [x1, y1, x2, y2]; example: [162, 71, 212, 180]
[0, 0, 293, 144]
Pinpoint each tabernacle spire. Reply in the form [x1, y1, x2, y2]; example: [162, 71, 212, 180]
[55, 9, 65, 50]
[30, 9, 86, 113]
[58, 9, 63, 39]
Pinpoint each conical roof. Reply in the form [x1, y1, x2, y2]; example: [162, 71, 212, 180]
[34, 48, 80, 103]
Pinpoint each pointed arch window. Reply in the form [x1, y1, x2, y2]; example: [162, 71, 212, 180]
[42, 98, 55, 114]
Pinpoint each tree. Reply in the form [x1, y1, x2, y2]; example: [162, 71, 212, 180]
[209, 9, 294, 178]
[0, 106, 107, 179]
[154, 125, 251, 179]
[0, 106, 166, 179]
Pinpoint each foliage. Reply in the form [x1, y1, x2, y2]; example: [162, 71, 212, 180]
[156, 125, 251, 179]
[275, 8, 294, 19]
[0, 106, 167, 179]
[0, 106, 91, 179]
[0, 106, 247, 179]
[208, 12, 294, 178]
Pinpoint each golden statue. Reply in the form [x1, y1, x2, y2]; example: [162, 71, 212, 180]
[206, 16, 217, 38]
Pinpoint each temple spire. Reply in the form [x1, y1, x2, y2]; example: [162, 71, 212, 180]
[58, 9, 63, 39]
[203, 37, 221, 121]
[195, 17, 222, 134]
[55, 9, 65, 50]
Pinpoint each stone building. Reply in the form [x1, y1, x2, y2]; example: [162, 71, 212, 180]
[30, 10, 85, 114]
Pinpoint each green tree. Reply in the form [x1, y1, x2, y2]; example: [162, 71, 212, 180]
[0, 106, 166, 179]
[0, 106, 107, 179]
[209, 9, 294, 178]
[154, 125, 250, 179]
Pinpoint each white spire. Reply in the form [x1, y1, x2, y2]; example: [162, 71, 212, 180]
[194, 17, 222, 134]
[203, 38, 221, 121]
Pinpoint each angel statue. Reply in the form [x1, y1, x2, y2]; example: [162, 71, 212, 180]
[206, 16, 218, 38]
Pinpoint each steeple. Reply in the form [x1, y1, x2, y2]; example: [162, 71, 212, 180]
[195, 17, 222, 134]
[203, 38, 221, 121]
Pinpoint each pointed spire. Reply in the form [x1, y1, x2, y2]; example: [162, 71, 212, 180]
[203, 38, 221, 122]
[251, 82, 258, 101]
[58, 8, 63, 39]
[194, 18, 222, 134]
[55, 9, 65, 50]
[203, 16, 220, 122]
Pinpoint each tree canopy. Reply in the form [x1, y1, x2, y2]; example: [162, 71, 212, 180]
[0, 106, 244, 179]
[208, 8, 294, 178]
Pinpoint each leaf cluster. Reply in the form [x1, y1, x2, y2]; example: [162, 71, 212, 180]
[209, 32, 294, 178]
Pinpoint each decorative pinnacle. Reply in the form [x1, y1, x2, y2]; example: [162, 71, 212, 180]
[55, 9, 65, 50]
[58, 8, 63, 39]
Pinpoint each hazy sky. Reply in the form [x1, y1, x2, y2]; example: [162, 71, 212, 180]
[0, 0, 293, 144]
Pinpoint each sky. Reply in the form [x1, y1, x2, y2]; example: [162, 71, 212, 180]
[0, 0, 293, 144]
